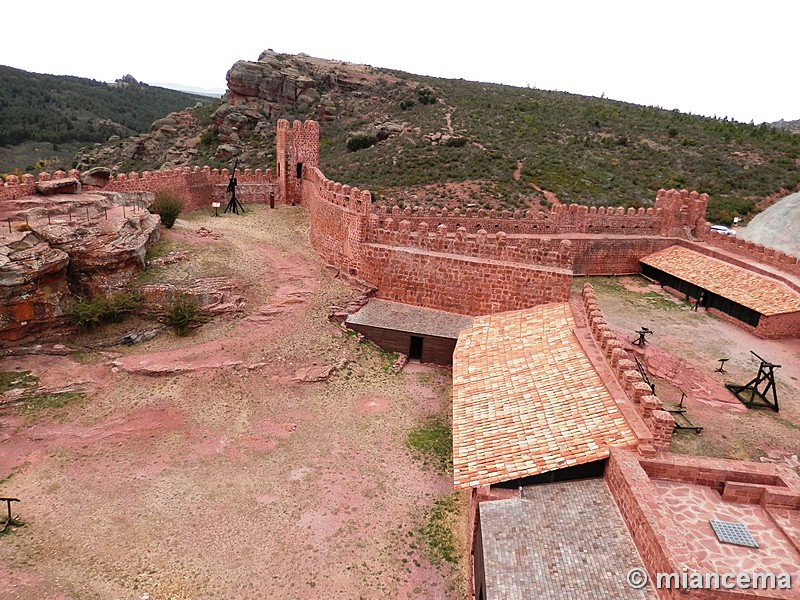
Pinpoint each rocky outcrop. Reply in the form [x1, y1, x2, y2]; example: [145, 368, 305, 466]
[80, 167, 112, 188]
[74, 110, 207, 172]
[36, 178, 80, 195]
[138, 277, 245, 315]
[73, 52, 404, 173]
[0, 191, 161, 342]
[32, 209, 160, 299]
[0, 231, 70, 342]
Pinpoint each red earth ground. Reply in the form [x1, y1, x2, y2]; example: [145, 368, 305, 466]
[0, 206, 466, 600]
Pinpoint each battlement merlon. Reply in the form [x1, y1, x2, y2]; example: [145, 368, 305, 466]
[365, 216, 573, 269]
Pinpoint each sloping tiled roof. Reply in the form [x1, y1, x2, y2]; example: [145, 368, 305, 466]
[641, 245, 800, 316]
[452, 303, 637, 489]
[345, 299, 473, 339]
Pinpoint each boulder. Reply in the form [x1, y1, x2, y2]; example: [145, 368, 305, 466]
[226, 60, 265, 98]
[292, 364, 335, 383]
[79, 167, 112, 188]
[151, 117, 178, 132]
[36, 178, 80, 196]
[216, 144, 242, 159]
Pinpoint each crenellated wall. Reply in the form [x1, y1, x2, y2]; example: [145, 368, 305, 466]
[371, 188, 708, 239]
[4, 119, 798, 332]
[1, 165, 278, 212]
[581, 283, 675, 450]
[302, 160, 573, 315]
[365, 217, 574, 268]
[303, 166, 371, 277]
[699, 227, 800, 276]
[277, 119, 320, 206]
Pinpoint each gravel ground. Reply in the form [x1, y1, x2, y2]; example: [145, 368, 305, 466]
[738, 191, 800, 258]
[0, 205, 467, 600]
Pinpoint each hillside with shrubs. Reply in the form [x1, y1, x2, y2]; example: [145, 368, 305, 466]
[13, 53, 800, 225]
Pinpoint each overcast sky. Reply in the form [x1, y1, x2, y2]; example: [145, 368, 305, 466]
[2, 0, 796, 124]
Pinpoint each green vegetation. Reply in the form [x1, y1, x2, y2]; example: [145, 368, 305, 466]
[406, 415, 453, 474]
[145, 237, 175, 262]
[162, 294, 202, 335]
[577, 276, 685, 312]
[418, 493, 462, 565]
[65, 292, 141, 329]
[346, 132, 378, 152]
[0, 370, 38, 393]
[16, 391, 85, 416]
[0, 66, 211, 148]
[151, 190, 184, 228]
[416, 87, 438, 105]
[319, 72, 800, 222]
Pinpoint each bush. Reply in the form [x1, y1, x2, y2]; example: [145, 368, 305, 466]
[151, 190, 184, 228]
[416, 87, 437, 105]
[443, 136, 467, 148]
[163, 294, 201, 336]
[399, 99, 415, 111]
[346, 133, 378, 152]
[66, 292, 140, 330]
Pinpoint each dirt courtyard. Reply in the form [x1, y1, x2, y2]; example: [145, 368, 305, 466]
[0, 206, 466, 600]
[582, 276, 800, 465]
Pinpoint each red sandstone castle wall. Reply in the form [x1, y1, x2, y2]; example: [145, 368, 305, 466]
[699, 226, 800, 277]
[753, 311, 800, 339]
[303, 167, 370, 276]
[0, 166, 278, 213]
[569, 237, 678, 275]
[302, 161, 575, 315]
[360, 243, 572, 316]
[277, 119, 320, 206]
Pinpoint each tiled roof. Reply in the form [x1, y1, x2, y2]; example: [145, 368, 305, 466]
[641, 245, 800, 316]
[345, 299, 473, 339]
[452, 303, 637, 489]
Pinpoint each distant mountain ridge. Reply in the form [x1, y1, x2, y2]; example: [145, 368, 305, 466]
[152, 83, 225, 98]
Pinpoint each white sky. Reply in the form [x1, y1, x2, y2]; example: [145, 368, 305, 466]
[1, 0, 796, 124]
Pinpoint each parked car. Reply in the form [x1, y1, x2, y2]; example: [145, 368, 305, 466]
[710, 224, 736, 236]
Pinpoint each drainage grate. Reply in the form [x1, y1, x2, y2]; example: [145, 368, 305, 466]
[709, 520, 759, 548]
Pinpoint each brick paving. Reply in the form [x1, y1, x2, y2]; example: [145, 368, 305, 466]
[479, 478, 657, 599]
[653, 480, 800, 580]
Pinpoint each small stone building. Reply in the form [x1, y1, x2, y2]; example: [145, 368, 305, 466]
[345, 299, 473, 364]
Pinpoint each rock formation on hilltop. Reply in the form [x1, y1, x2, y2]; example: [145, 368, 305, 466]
[75, 50, 407, 173]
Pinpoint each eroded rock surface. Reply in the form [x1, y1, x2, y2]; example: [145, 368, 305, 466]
[0, 192, 160, 341]
[34, 210, 160, 298]
[0, 231, 70, 341]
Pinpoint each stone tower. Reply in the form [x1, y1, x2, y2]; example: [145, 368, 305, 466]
[276, 119, 320, 205]
[654, 188, 709, 238]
